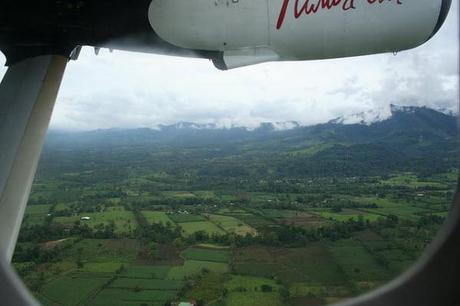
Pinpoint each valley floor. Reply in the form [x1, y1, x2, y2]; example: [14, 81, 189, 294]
[14, 171, 456, 306]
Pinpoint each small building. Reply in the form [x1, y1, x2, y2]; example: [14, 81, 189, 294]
[80, 216, 91, 221]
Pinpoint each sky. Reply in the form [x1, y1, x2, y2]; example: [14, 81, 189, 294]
[0, 3, 458, 131]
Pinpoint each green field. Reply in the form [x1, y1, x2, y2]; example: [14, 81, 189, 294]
[40, 275, 110, 306]
[379, 173, 447, 189]
[288, 283, 349, 299]
[26, 204, 52, 215]
[313, 208, 381, 222]
[179, 221, 226, 236]
[182, 272, 225, 304]
[141, 211, 175, 226]
[53, 207, 137, 234]
[23, 204, 51, 226]
[260, 209, 300, 219]
[20, 189, 449, 306]
[225, 275, 283, 306]
[81, 262, 125, 273]
[233, 213, 274, 228]
[169, 214, 207, 223]
[207, 214, 257, 236]
[110, 278, 181, 290]
[54, 203, 71, 212]
[234, 244, 348, 286]
[328, 239, 391, 282]
[121, 265, 171, 279]
[90, 288, 178, 306]
[16, 154, 454, 306]
[182, 247, 230, 263]
[353, 197, 434, 221]
[195, 243, 231, 250]
[62, 239, 140, 263]
[162, 191, 197, 199]
[167, 260, 229, 280]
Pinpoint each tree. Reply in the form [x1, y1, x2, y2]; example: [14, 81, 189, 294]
[261, 284, 273, 292]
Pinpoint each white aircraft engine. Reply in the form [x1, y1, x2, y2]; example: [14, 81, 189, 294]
[148, 0, 451, 69]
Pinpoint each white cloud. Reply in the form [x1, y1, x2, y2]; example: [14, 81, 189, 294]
[0, 3, 458, 130]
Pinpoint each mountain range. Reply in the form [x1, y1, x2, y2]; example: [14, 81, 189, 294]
[41, 105, 458, 179]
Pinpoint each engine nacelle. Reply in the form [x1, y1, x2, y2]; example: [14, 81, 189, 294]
[148, 0, 451, 69]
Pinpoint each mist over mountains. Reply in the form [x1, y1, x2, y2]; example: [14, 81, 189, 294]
[40, 105, 458, 180]
[46, 105, 458, 149]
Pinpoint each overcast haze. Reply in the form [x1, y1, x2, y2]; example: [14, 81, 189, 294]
[1, 4, 458, 131]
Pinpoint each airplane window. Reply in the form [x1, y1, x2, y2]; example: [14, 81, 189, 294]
[2, 2, 458, 306]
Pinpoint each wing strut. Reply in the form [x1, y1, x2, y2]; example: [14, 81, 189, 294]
[0, 55, 67, 262]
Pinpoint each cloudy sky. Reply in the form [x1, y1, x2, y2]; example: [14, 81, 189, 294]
[1, 3, 458, 131]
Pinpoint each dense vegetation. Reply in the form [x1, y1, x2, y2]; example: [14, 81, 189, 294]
[14, 106, 458, 306]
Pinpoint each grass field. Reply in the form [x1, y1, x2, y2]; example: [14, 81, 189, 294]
[193, 190, 216, 198]
[90, 288, 178, 306]
[328, 239, 391, 282]
[22, 196, 446, 306]
[162, 191, 197, 199]
[81, 262, 124, 273]
[357, 238, 414, 277]
[195, 243, 231, 250]
[40, 275, 110, 306]
[352, 197, 434, 220]
[182, 272, 225, 304]
[54, 203, 71, 212]
[25, 204, 52, 215]
[182, 247, 230, 263]
[279, 212, 330, 229]
[141, 211, 175, 226]
[62, 239, 140, 263]
[225, 275, 283, 306]
[40, 262, 182, 305]
[288, 283, 349, 299]
[167, 260, 229, 280]
[217, 208, 250, 215]
[313, 209, 381, 222]
[110, 278, 181, 290]
[288, 143, 336, 157]
[233, 214, 274, 228]
[20, 172, 454, 306]
[121, 265, 171, 279]
[379, 173, 447, 189]
[77, 263, 182, 306]
[179, 221, 226, 236]
[234, 245, 348, 286]
[23, 204, 51, 226]
[226, 274, 281, 291]
[53, 207, 137, 234]
[260, 209, 300, 219]
[169, 214, 207, 223]
[207, 214, 257, 236]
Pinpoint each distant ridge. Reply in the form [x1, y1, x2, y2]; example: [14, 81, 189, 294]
[49, 105, 457, 135]
[41, 105, 458, 178]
